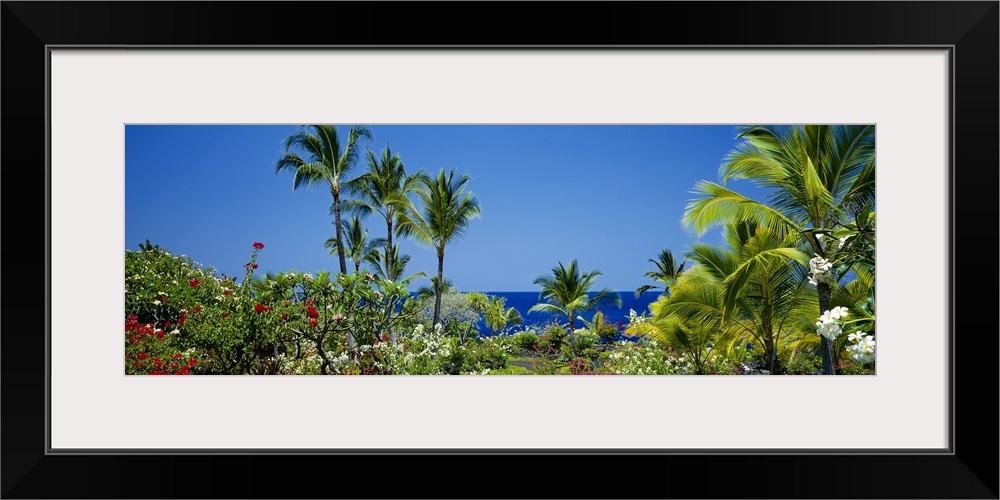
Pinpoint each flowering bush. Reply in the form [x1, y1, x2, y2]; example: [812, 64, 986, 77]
[560, 330, 598, 360]
[124, 315, 200, 375]
[815, 306, 850, 340]
[125, 242, 421, 375]
[807, 254, 833, 286]
[845, 331, 876, 364]
[542, 323, 567, 351]
[511, 329, 539, 351]
[814, 307, 875, 371]
[600, 341, 684, 375]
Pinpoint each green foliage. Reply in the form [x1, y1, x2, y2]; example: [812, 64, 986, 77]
[125, 243, 419, 375]
[529, 357, 560, 375]
[484, 295, 523, 335]
[324, 216, 386, 273]
[276, 124, 373, 274]
[635, 248, 686, 297]
[600, 341, 682, 375]
[486, 365, 533, 375]
[394, 168, 482, 327]
[512, 330, 539, 351]
[561, 330, 598, 359]
[541, 323, 568, 352]
[785, 353, 823, 375]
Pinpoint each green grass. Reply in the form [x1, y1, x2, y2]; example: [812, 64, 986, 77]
[486, 365, 534, 375]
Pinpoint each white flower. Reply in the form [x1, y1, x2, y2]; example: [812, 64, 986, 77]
[170, 329, 180, 335]
[847, 331, 867, 342]
[152, 300, 161, 306]
[303, 273, 314, 280]
[816, 321, 842, 340]
[830, 306, 850, 320]
[837, 234, 853, 250]
[286, 272, 296, 280]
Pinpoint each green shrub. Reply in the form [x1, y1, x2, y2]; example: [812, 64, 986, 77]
[785, 353, 823, 375]
[596, 323, 619, 343]
[512, 330, 539, 351]
[544, 324, 567, 350]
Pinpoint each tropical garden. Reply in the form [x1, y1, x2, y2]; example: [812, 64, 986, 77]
[125, 124, 875, 375]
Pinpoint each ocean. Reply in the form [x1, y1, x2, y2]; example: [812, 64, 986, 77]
[414, 291, 663, 340]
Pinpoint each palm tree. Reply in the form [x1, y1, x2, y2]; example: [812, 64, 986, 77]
[395, 169, 481, 327]
[275, 125, 373, 274]
[415, 276, 455, 302]
[137, 239, 161, 253]
[528, 260, 621, 354]
[324, 216, 386, 273]
[344, 145, 423, 281]
[682, 125, 875, 374]
[484, 296, 523, 336]
[635, 248, 686, 298]
[364, 244, 426, 285]
[674, 222, 815, 374]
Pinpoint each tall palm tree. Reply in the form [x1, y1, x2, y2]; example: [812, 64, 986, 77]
[528, 260, 622, 354]
[364, 244, 426, 285]
[344, 145, 423, 280]
[634, 248, 686, 298]
[682, 125, 875, 374]
[324, 216, 386, 273]
[275, 124, 373, 274]
[395, 169, 481, 327]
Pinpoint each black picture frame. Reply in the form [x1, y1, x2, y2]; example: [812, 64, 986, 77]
[2, 2, 996, 498]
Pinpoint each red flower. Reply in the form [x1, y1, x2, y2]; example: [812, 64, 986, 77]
[253, 242, 264, 250]
[164, 321, 171, 328]
[189, 358, 198, 367]
[281, 313, 288, 320]
[193, 306, 202, 313]
[177, 366, 191, 375]
[138, 352, 148, 359]
[306, 306, 319, 319]
[154, 358, 163, 368]
[254, 303, 266, 313]
[223, 290, 233, 296]
[305, 298, 315, 306]
[253, 263, 258, 269]
[177, 316, 186, 326]
[172, 353, 182, 360]
[222, 312, 229, 318]
[189, 279, 201, 287]
[308, 319, 319, 327]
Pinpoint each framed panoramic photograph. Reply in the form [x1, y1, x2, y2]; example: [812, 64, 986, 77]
[3, 1, 997, 498]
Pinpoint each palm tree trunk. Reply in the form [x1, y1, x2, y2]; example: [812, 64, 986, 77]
[386, 216, 394, 280]
[817, 282, 835, 375]
[568, 311, 577, 355]
[433, 249, 444, 327]
[332, 191, 348, 275]
[385, 217, 395, 344]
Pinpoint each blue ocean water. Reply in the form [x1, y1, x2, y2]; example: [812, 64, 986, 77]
[416, 291, 663, 340]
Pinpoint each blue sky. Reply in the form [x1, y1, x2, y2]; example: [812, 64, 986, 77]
[125, 125, 765, 292]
